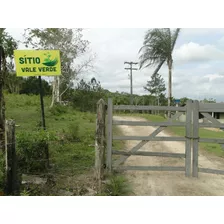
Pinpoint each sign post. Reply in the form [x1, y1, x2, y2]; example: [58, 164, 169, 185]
[14, 50, 61, 130]
[38, 76, 46, 130]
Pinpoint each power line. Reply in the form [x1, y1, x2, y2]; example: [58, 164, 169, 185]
[124, 61, 138, 105]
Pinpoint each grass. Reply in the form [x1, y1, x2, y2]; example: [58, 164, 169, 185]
[120, 112, 224, 158]
[0, 93, 131, 196]
[5, 93, 96, 174]
[2, 93, 97, 195]
[98, 173, 133, 196]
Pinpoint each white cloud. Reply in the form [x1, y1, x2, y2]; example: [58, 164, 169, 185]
[5, 28, 224, 102]
[203, 73, 224, 81]
[173, 42, 224, 63]
[181, 28, 224, 36]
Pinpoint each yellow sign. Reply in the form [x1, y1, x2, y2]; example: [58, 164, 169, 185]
[14, 50, 61, 76]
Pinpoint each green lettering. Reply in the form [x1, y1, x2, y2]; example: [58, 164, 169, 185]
[27, 57, 32, 64]
[19, 58, 24, 64]
[36, 57, 40, 64]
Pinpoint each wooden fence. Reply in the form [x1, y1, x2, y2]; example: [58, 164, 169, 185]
[98, 98, 224, 178]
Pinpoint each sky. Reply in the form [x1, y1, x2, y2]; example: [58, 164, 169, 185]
[6, 28, 224, 102]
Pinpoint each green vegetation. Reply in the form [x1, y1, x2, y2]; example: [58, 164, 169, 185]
[2, 93, 97, 195]
[99, 174, 132, 196]
[0, 93, 132, 196]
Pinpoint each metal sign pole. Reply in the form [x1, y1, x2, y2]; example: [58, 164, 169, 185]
[38, 76, 46, 130]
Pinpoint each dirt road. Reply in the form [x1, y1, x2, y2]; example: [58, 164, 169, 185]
[114, 116, 224, 196]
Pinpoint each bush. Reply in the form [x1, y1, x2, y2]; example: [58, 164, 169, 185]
[17, 131, 49, 174]
[49, 103, 68, 116]
[100, 175, 132, 196]
[64, 122, 80, 142]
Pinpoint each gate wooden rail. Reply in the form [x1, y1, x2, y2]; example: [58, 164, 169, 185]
[106, 98, 224, 178]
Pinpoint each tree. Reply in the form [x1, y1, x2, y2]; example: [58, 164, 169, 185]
[20, 77, 51, 96]
[180, 97, 190, 106]
[0, 29, 18, 60]
[71, 77, 103, 112]
[144, 73, 166, 106]
[23, 28, 94, 107]
[202, 98, 216, 103]
[139, 28, 181, 117]
[0, 29, 18, 152]
[4, 60, 23, 94]
[0, 30, 20, 93]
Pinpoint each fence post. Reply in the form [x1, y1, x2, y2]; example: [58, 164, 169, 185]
[106, 98, 113, 173]
[192, 100, 199, 177]
[0, 46, 6, 153]
[95, 99, 106, 192]
[5, 120, 19, 195]
[185, 100, 193, 177]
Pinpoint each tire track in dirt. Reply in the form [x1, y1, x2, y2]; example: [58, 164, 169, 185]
[114, 116, 224, 196]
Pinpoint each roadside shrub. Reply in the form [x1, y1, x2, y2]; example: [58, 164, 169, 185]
[101, 175, 132, 196]
[17, 131, 49, 174]
[49, 103, 68, 116]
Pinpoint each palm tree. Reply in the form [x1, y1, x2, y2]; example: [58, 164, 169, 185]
[139, 28, 181, 117]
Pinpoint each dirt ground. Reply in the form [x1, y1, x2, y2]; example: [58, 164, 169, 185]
[114, 116, 224, 196]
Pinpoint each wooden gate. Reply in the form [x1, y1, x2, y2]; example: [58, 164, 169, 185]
[106, 98, 224, 178]
[193, 101, 224, 177]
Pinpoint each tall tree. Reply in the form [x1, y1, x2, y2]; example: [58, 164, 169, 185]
[0, 29, 18, 152]
[144, 73, 166, 105]
[139, 28, 181, 117]
[0, 29, 18, 60]
[23, 28, 94, 107]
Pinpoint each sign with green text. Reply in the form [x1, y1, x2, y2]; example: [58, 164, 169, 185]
[14, 50, 61, 76]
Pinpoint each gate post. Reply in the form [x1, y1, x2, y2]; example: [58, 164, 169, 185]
[95, 99, 106, 192]
[106, 98, 113, 172]
[5, 120, 19, 195]
[185, 100, 193, 177]
[192, 100, 199, 177]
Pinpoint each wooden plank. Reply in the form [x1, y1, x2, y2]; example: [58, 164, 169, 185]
[199, 138, 224, 144]
[199, 168, 224, 175]
[114, 126, 165, 167]
[113, 111, 185, 167]
[106, 98, 113, 172]
[192, 100, 199, 178]
[113, 105, 186, 112]
[112, 150, 185, 158]
[199, 108, 224, 112]
[113, 120, 185, 127]
[199, 123, 224, 128]
[199, 103, 224, 112]
[185, 100, 192, 177]
[116, 166, 185, 172]
[113, 136, 186, 141]
[200, 112, 221, 125]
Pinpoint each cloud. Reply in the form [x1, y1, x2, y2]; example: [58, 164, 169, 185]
[173, 42, 224, 63]
[6, 28, 224, 102]
[181, 28, 224, 37]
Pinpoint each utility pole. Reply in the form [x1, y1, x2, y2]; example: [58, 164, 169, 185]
[124, 62, 138, 105]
